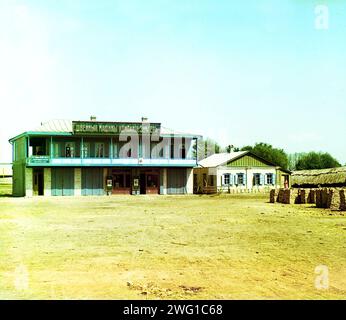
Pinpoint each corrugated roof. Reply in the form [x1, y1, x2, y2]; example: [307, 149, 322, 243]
[160, 126, 201, 137]
[198, 152, 248, 167]
[33, 119, 72, 132]
[15, 119, 200, 137]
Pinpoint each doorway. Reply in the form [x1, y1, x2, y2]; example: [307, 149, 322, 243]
[140, 173, 146, 194]
[33, 168, 44, 196]
[139, 170, 160, 194]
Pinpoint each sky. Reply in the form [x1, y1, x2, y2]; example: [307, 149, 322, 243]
[0, 0, 345, 164]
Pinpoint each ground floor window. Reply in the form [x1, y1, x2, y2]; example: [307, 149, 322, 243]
[146, 174, 158, 188]
[223, 173, 230, 185]
[254, 173, 261, 186]
[237, 173, 245, 185]
[113, 173, 131, 188]
[266, 173, 273, 185]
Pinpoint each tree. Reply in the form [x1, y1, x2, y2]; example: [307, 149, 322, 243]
[295, 152, 341, 170]
[288, 153, 303, 171]
[194, 138, 221, 161]
[240, 142, 289, 169]
[225, 145, 240, 153]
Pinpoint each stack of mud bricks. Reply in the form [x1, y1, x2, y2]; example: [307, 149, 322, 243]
[276, 189, 283, 203]
[314, 188, 345, 211]
[269, 189, 276, 203]
[290, 189, 299, 204]
[293, 189, 306, 204]
[272, 189, 290, 204]
[340, 190, 346, 211]
[328, 188, 346, 211]
[270, 188, 346, 211]
[307, 189, 316, 204]
[316, 189, 330, 208]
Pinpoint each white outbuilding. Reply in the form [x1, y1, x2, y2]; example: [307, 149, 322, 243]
[193, 151, 290, 193]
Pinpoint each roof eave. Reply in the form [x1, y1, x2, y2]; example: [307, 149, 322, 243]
[9, 131, 73, 143]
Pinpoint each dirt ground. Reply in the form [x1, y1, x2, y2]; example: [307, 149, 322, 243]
[0, 183, 345, 299]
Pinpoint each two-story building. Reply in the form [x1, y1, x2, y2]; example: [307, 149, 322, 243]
[9, 118, 200, 197]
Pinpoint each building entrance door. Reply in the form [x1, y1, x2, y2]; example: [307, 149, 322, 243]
[140, 173, 146, 194]
[33, 168, 44, 196]
[139, 170, 160, 194]
[111, 169, 131, 194]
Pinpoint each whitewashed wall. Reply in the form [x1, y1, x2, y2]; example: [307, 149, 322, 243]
[216, 166, 277, 192]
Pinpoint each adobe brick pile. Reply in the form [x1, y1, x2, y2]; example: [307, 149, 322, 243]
[269, 189, 276, 203]
[270, 187, 346, 211]
[275, 189, 290, 204]
[307, 189, 316, 204]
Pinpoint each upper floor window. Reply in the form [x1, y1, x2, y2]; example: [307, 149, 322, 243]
[53, 143, 60, 158]
[82, 143, 90, 158]
[95, 143, 104, 158]
[65, 142, 75, 158]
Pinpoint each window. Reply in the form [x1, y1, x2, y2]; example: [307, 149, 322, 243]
[95, 143, 104, 158]
[254, 173, 261, 186]
[266, 173, 273, 185]
[113, 143, 119, 158]
[65, 142, 75, 158]
[53, 143, 60, 158]
[237, 173, 244, 185]
[82, 143, 90, 158]
[147, 174, 158, 188]
[223, 174, 230, 185]
[180, 145, 186, 159]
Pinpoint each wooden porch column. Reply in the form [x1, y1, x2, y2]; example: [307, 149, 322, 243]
[162, 168, 167, 195]
[81, 137, 84, 166]
[110, 137, 113, 159]
[50, 136, 53, 158]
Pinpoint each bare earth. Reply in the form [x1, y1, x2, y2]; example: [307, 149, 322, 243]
[0, 184, 345, 299]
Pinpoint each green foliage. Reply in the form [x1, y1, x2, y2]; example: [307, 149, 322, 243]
[240, 142, 289, 169]
[295, 152, 341, 170]
[225, 145, 240, 153]
[199, 139, 342, 171]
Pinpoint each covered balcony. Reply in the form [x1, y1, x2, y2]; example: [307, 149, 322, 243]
[26, 136, 198, 167]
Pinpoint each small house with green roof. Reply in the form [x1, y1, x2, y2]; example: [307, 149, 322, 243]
[194, 151, 290, 193]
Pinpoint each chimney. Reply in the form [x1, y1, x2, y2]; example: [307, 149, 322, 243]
[90, 115, 97, 121]
[141, 117, 148, 123]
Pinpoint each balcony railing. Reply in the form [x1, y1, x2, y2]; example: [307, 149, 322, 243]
[26, 156, 197, 167]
